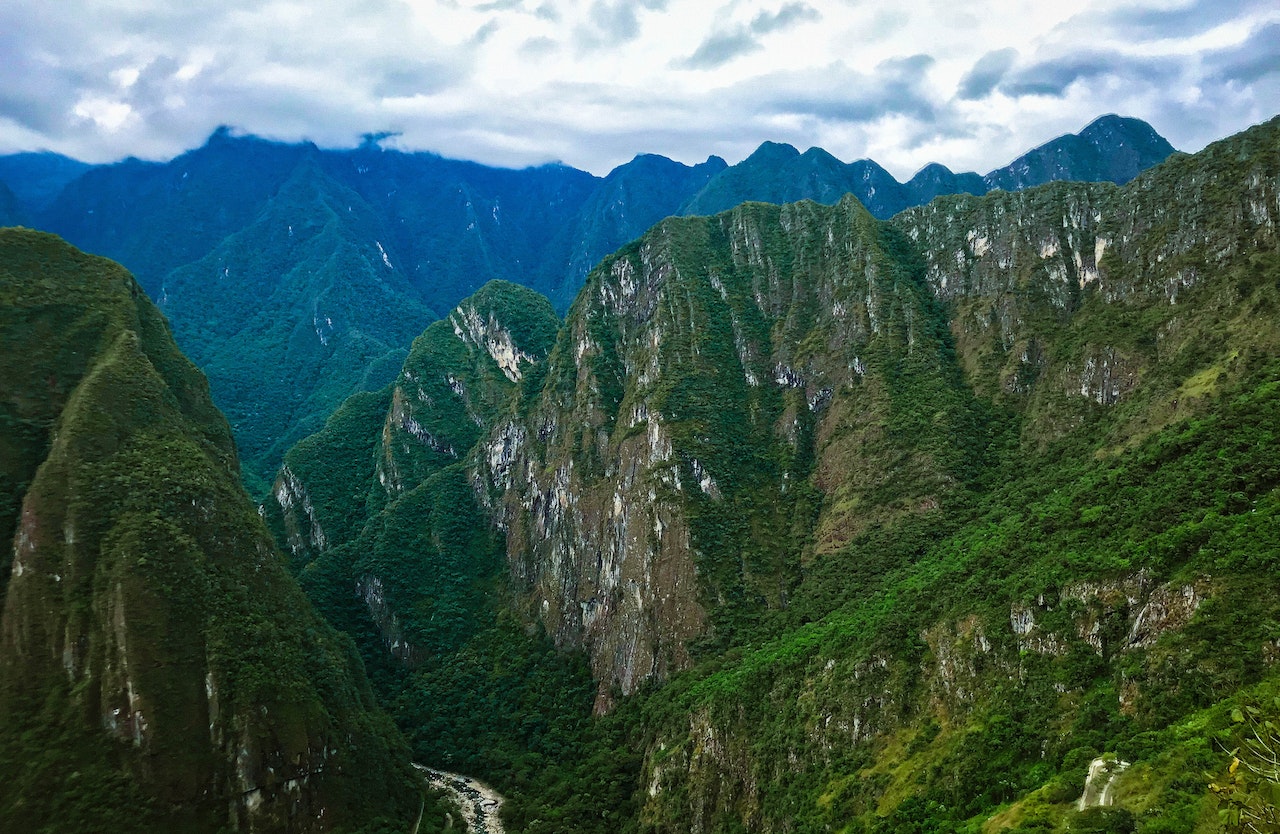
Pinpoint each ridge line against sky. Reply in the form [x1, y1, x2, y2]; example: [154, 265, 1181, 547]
[1, 0, 1277, 181]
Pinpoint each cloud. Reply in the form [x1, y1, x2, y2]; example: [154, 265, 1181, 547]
[576, 0, 667, 49]
[996, 52, 1179, 98]
[679, 30, 763, 69]
[957, 48, 1017, 100]
[1207, 21, 1280, 85]
[732, 55, 938, 124]
[0, 0, 1276, 186]
[1084, 0, 1269, 39]
[750, 3, 821, 35]
[678, 2, 820, 70]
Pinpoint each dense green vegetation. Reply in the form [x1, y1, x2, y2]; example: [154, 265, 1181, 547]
[160, 157, 438, 494]
[271, 115, 1277, 834]
[1, 117, 1173, 497]
[0, 114, 1237, 830]
[0, 229, 433, 833]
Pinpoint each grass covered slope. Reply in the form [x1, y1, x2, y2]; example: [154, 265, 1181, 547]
[0, 229, 428, 834]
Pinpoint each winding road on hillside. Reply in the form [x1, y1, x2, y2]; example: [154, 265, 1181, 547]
[414, 764, 505, 834]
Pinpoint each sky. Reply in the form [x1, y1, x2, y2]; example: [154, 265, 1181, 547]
[1, 0, 1278, 180]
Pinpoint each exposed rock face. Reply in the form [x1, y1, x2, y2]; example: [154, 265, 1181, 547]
[0, 229, 417, 833]
[270, 280, 560, 669]
[471, 119, 1280, 719]
[894, 120, 1279, 423]
[477, 198, 980, 708]
[638, 572, 1218, 831]
[275, 463, 328, 558]
[1078, 756, 1130, 811]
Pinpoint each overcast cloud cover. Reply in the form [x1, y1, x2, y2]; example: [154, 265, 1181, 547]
[1, 0, 1278, 179]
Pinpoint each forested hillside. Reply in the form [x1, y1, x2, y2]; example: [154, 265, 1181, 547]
[0, 229, 443, 834]
[0, 117, 1174, 493]
[274, 115, 1280, 832]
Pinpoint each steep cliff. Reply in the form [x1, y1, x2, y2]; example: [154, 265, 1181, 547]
[477, 195, 995, 708]
[269, 280, 616, 813]
[0, 229, 423, 833]
[12, 118, 1173, 504]
[611, 117, 1280, 832]
[261, 116, 1278, 830]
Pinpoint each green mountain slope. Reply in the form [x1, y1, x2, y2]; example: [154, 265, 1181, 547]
[160, 155, 436, 493]
[269, 115, 1276, 832]
[478, 195, 994, 710]
[39, 130, 309, 298]
[551, 152, 727, 307]
[0, 182, 24, 226]
[649, 120, 1280, 832]
[12, 118, 1174, 503]
[0, 229, 432, 834]
[320, 142, 600, 306]
[468, 115, 1278, 831]
[268, 281, 634, 828]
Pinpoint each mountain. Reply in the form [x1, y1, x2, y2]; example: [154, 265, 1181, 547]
[0, 229, 435, 833]
[0, 151, 91, 212]
[38, 130, 312, 298]
[0, 181, 22, 226]
[264, 281, 639, 828]
[905, 161, 987, 204]
[317, 140, 599, 305]
[159, 154, 437, 494]
[984, 113, 1178, 192]
[681, 141, 913, 217]
[551, 152, 727, 307]
[681, 115, 1176, 220]
[9, 117, 1175, 493]
[25, 132, 602, 490]
[275, 115, 1280, 831]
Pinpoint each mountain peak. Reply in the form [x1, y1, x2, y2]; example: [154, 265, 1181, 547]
[985, 114, 1176, 190]
[744, 141, 801, 164]
[1078, 114, 1176, 155]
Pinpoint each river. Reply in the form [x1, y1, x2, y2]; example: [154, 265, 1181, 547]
[414, 764, 506, 834]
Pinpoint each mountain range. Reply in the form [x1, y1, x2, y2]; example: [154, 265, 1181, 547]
[0, 116, 1174, 492]
[268, 115, 1280, 832]
[7, 111, 1275, 834]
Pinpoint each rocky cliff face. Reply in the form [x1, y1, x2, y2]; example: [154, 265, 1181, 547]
[271, 280, 559, 665]
[477, 197, 991, 708]
[473, 117, 1279, 722]
[0, 229, 419, 833]
[637, 571, 1243, 833]
[894, 116, 1279, 444]
[248, 116, 1280, 830]
[593, 117, 1280, 832]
